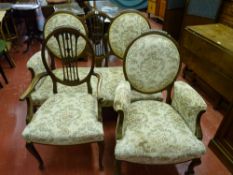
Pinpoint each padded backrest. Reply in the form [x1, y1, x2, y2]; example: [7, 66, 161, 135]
[187, 0, 222, 19]
[44, 11, 87, 58]
[108, 10, 150, 59]
[124, 31, 180, 93]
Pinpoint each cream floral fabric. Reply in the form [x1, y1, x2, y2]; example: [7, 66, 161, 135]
[115, 100, 205, 164]
[125, 33, 180, 93]
[31, 67, 163, 107]
[171, 81, 207, 134]
[23, 92, 104, 145]
[44, 13, 87, 58]
[114, 80, 131, 111]
[96, 67, 162, 106]
[108, 12, 150, 59]
[31, 68, 97, 106]
[27, 51, 48, 76]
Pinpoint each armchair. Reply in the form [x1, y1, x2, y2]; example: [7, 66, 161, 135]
[113, 31, 207, 175]
[20, 27, 104, 170]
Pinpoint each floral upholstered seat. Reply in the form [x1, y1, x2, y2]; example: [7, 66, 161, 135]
[23, 92, 103, 145]
[113, 31, 207, 175]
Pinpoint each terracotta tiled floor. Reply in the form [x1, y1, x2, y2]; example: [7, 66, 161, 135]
[0, 15, 231, 175]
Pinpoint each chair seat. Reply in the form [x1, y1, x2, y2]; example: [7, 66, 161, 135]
[31, 67, 163, 107]
[115, 100, 205, 164]
[22, 92, 104, 145]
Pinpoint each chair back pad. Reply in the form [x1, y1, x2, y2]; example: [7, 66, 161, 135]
[124, 31, 180, 93]
[108, 10, 150, 59]
[44, 11, 87, 58]
[42, 27, 95, 88]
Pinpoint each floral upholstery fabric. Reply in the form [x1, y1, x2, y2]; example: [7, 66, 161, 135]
[95, 67, 162, 106]
[23, 92, 104, 145]
[30, 67, 162, 107]
[115, 100, 206, 164]
[171, 81, 207, 134]
[31, 68, 98, 106]
[27, 51, 48, 76]
[44, 13, 87, 58]
[125, 33, 180, 93]
[114, 80, 131, 111]
[108, 12, 150, 59]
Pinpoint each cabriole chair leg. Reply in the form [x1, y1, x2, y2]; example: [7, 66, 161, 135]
[114, 159, 121, 175]
[26, 142, 44, 170]
[185, 158, 201, 175]
[97, 141, 104, 170]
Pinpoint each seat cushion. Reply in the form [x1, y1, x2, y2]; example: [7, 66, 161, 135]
[31, 67, 162, 107]
[23, 92, 103, 145]
[115, 100, 205, 164]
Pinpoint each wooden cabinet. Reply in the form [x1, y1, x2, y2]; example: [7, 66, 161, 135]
[181, 23, 233, 103]
[147, 0, 166, 20]
[209, 102, 233, 173]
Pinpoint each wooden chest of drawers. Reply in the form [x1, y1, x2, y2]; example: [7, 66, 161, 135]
[181, 23, 233, 102]
[147, 0, 166, 20]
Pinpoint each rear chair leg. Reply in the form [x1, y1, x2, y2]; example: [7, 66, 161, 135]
[114, 159, 121, 175]
[26, 142, 44, 170]
[185, 158, 201, 175]
[97, 141, 104, 170]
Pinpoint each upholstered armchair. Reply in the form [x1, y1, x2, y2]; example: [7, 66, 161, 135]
[113, 31, 207, 175]
[20, 27, 104, 170]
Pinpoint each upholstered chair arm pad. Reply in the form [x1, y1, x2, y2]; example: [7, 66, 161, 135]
[114, 80, 131, 112]
[171, 81, 207, 136]
[27, 51, 49, 77]
[20, 72, 49, 101]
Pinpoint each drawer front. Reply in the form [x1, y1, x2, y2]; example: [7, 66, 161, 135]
[147, 1, 156, 15]
[181, 48, 233, 101]
[183, 29, 233, 79]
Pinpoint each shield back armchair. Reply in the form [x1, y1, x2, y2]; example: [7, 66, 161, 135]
[20, 27, 104, 170]
[113, 31, 207, 175]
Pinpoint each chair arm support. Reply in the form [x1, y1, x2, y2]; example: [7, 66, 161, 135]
[20, 72, 48, 101]
[93, 72, 103, 122]
[113, 80, 131, 112]
[171, 81, 207, 139]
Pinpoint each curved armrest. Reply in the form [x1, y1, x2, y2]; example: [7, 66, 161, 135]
[171, 81, 207, 139]
[20, 72, 49, 101]
[113, 80, 131, 112]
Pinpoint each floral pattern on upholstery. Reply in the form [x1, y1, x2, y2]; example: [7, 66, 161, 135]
[27, 51, 48, 76]
[108, 12, 150, 59]
[44, 13, 87, 58]
[114, 80, 131, 112]
[115, 100, 206, 164]
[31, 67, 163, 107]
[125, 34, 180, 93]
[96, 67, 163, 107]
[31, 68, 98, 106]
[171, 81, 207, 134]
[23, 92, 104, 145]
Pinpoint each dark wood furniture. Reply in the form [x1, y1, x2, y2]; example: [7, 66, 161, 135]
[181, 23, 233, 104]
[209, 101, 233, 174]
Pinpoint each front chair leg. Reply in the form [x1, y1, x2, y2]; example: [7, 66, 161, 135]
[97, 141, 104, 170]
[26, 142, 44, 170]
[114, 159, 121, 175]
[185, 158, 201, 175]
